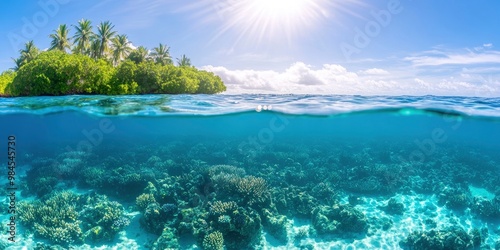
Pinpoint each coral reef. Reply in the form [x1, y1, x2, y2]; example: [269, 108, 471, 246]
[312, 204, 368, 236]
[136, 193, 157, 212]
[273, 186, 318, 218]
[18, 191, 83, 245]
[161, 203, 178, 216]
[80, 194, 129, 242]
[16, 129, 500, 249]
[293, 227, 309, 244]
[233, 176, 269, 206]
[18, 191, 128, 245]
[471, 196, 500, 219]
[151, 227, 180, 250]
[205, 201, 262, 250]
[208, 165, 270, 207]
[202, 231, 224, 250]
[438, 187, 471, 210]
[379, 197, 405, 215]
[262, 209, 289, 244]
[400, 227, 481, 250]
[140, 202, 164, 234]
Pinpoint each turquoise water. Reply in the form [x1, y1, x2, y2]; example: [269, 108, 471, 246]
[1, 95, 499, 249]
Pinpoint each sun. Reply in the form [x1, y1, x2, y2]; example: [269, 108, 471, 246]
[225, 0, 328, 43]
[183, 0, 331, 46]
[250, 0, 309, 17]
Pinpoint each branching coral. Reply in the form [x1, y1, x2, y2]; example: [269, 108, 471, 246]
[80, 194, 128, 242]
[136, 193, 157, 212]
[19, 191, 128, 245]
[234, 176, 268, 202]
[211, 174, 270, 206]
[53, 151, 87, 179]
[209, 201, 238, 216]
[202, 231, 224, 250]
[203, 201, 263, 249]
[18, 191, 83, 245]
[81, 166, 105, 187]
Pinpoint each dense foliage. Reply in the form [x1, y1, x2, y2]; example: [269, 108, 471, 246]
[5, 51, 225, 96]
[0, 71, 16, 96]
[1, 19, 226, 96]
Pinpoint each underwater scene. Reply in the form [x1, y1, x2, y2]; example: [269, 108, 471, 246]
[1, 95, 500, 250]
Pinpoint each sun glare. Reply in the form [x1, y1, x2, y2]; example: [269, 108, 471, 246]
[233, 0, 327, 43]
[183, 0, 333, 46]
[252, 0, 307, 17]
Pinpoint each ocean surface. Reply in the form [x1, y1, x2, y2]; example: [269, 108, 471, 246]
[0, 95, 499, 249]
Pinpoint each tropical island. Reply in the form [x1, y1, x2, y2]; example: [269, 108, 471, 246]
[0, 20, 226, 97]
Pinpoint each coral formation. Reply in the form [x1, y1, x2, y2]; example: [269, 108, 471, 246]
[136, 193, 157, 212]
[205, 201, 262, 249]
[16, 129, 500, 249]
[80, 194, 129, 242]
[438, 187, 471, 210]
[140, 202, 164, 234]
[208, 165, 270, 207]
[312, 204, 368, 236]
[379, 197, 405, 215]
[18, 191, 128, 245]
[202, 231, 224, 250]
[262, 208, 289, 244]
[151, 227, 180, 250]
[293, 227, 309, 244]
[273, 186, 318, 218]
[18, 191, 82, 245]
[471, 196, 500, 219]
[400, 227, 481, 250]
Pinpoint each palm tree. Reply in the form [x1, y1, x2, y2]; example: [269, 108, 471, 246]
[176, 55, 192, 67]
[151, 43, 172, 65]
[128, 46, 149, 64]
[72, 19, 95, 55]
[111, 34, 132, 65]
[11, 57, 24, 71]
[89, 39, 101, 60]
[49, 24, 71, 52]
[11, 40, 40, 70]
[96, 21, 117, 59]
[20, 40, 40, 62]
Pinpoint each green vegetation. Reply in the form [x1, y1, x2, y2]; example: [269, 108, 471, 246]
[1, 19, 226, 96]
[0, 71, 16, 96]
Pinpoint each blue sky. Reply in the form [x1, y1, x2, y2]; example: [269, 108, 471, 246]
[1, 0, 500, 96]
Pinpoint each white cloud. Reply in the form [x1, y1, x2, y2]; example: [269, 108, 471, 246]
[203, 61, 500, 97]
[405, 50, 500, 67]
[204, 62, 370, 94]
[129, 42, 138, 50]
[360, 68, 390, 75]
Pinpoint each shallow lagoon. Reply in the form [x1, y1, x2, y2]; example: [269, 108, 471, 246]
[1, 95, 499, 249]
